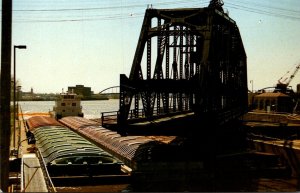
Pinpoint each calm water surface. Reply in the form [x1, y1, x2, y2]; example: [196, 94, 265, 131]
[19, 99, 119, 119]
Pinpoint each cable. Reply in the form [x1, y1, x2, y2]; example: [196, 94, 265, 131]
[14, 0, 209, 23]
[12, 0, 208, 23]
[13, 0, 206, 12]
[225, 1, 300, 21]
[11, 0, 300, 23]
[231, 0, 299, 13]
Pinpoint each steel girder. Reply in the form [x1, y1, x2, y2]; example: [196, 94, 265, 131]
[119, 6, 247, 129]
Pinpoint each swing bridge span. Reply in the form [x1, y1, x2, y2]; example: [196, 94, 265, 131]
[101, 4, 248, 138]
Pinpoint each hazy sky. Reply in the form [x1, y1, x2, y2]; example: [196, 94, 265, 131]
[9, 0, 300, 93]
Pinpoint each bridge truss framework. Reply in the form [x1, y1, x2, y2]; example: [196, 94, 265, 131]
[119, 6, 248, 129]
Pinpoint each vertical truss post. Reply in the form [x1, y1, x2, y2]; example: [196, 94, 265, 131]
[189, 35, 195, 108]
[134, 94, 139, 118]
[145, 21, 152, 118]
[147, 40, 151, 79]
[166, 32, 170, 80]
[185, 32, 190, 111]
[185, 32, 190, 80]
[164, 28, 170, 113]
[179, 26, 183, 80]
[178, 26, 184, 111]
[156, 18, 161, 115]
[190, 35, 194, 78]
[173, 32, 178, 112]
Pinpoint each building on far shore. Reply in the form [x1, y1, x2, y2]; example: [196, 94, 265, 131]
[67, 85, 108, 100]
[19, 87, 34, 100]
[68, 85, 92, 99]
[18, 85, 111, 101]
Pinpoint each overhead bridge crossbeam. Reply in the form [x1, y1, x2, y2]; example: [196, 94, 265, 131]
[119, 5, 248, 130]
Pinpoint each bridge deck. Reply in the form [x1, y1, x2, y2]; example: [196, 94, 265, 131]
[102, 111, 195, 135]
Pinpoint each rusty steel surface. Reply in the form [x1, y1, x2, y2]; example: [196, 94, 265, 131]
[26, 116, 62, 131]
[58, 116, 100, 129]
[59, 117, 178, 168]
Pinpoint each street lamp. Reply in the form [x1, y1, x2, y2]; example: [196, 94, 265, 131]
[13, 45, 26, 151]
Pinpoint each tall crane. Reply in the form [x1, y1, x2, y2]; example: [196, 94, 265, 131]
[276, 63, 300, 92]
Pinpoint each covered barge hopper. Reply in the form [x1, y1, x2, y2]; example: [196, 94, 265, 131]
[26, 116, 125, 187]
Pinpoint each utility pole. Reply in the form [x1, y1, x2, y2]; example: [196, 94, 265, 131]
[0, 0, 12, 191]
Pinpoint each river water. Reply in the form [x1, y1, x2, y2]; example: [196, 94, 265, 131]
[18, 99, 119, 119]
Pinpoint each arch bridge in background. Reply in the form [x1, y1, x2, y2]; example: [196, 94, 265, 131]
[99, 86, 120, 94]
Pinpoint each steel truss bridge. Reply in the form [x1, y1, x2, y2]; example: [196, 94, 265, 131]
[118, 4, 248, 133]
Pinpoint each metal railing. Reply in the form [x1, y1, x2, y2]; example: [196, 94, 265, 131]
[101, 106, 191, 126]
[101, 110, 119, 126]
[36, 149, 56, 192]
